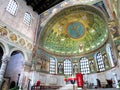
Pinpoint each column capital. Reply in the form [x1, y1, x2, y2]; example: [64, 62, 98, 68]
[2, 56, 9, 63]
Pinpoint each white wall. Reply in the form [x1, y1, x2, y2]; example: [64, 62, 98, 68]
[30, 72, 65, 86]
[0, 0, 39, 41]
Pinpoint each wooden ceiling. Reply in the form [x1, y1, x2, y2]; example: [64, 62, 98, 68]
[25, 0, 64, 14]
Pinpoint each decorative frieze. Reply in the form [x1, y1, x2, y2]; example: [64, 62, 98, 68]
[0, 26, 33, 51]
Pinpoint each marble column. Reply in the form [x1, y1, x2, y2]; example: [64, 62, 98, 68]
[0, 56, 9, 88]
[113, 73, 119, 88]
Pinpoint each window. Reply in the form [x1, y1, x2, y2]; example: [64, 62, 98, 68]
[96, 52, 105, 71]
[24, 12, 31, 26]
[49, 57, 56, 74]
[64, 59, 72, 76]
[79, 57, 90, 74]
[6, 0, 18, 15]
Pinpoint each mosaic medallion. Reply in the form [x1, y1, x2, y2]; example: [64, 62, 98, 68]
[67, 22, 84, 38]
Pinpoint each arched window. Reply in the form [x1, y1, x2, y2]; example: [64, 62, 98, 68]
[64, 59, 72, 76]
[96, 52, 105, 71]
[6, 0, 18, 15]
[79, 57, 90, 74]
[106, 44, 115, 67]
[49, 57, 56, 74]
[24, 12, 31, 26]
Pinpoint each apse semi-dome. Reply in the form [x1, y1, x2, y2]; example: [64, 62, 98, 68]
[39, 5, 108, 56]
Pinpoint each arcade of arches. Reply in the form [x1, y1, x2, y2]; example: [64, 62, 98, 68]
[0, 0, 120, 90]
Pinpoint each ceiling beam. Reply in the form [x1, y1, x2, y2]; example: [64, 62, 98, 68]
[25, 0, 64, 14]
[26, 0, 33, 5]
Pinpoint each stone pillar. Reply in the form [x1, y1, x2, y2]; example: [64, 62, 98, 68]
[0, 56, 9, 88]
[113, 73, 119, 88]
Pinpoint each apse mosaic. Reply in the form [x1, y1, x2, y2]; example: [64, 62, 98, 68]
[67, 22, 84, 38]
[39, 5, 108, 56]
[37, 45, 116, 74]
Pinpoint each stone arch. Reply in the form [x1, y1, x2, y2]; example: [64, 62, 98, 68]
[9, 48, 28, 62]
[0, 43, 4, 67]
[5, 48, 27, 85]
[0, 41, 9, 57]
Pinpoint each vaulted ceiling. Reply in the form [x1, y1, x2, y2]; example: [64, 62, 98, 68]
[25, 0, 64, 14]
[39, 5, 108, 56]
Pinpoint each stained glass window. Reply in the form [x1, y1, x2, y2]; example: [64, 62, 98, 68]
[79, 57, 90, 74]
[64, 59, 72, 76]
[96, 52, 105, 71]
[6, 0, 18, 15]
[24, 12, 31, 26]
[49, 57, 56, 74]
